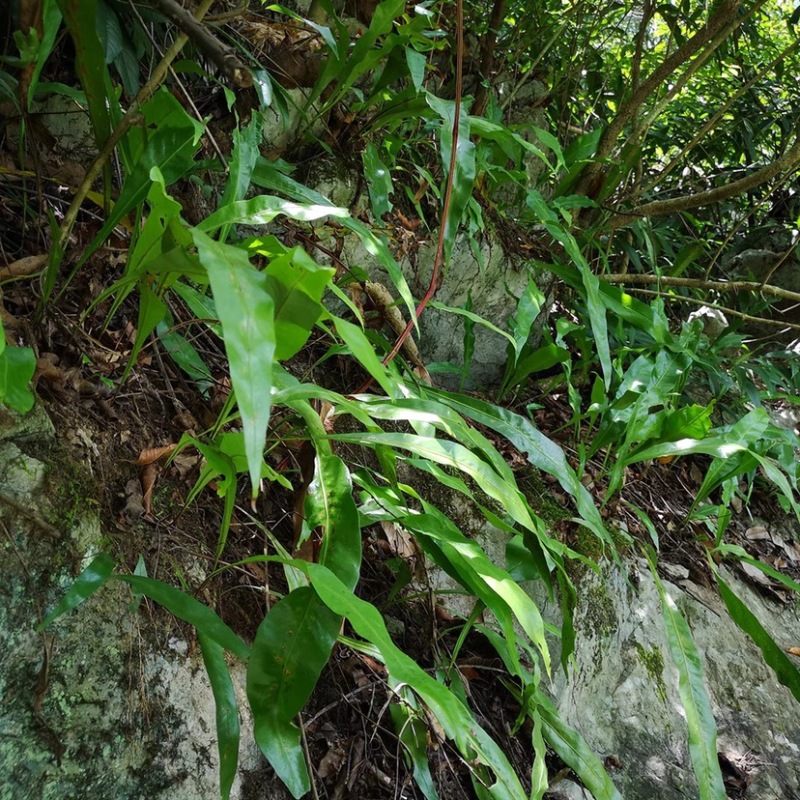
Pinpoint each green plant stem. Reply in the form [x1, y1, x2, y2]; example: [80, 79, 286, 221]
[56, 0, 215, 253]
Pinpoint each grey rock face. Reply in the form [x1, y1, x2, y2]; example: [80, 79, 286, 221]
[0, 406, 269, 800]
[554, 561, 800, 800]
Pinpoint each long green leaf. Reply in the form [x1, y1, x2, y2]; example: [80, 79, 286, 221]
[38, 552, 115, 631]
[714, 572, 800, 702]
[648, 557, 725, 800]
[246, 586, 341, 799]
[192, 229, 276, 497]
[427, 389, 609, 543]
[307, 453, 362, 592]
[304, 562, 527, 800]
[198, 634, 241, 800]
[78, 90, 203, 269]
[331, 431, 538, 534]
[250, 163, 418, 328]
[534, 691, 623, 800]
[116, 575, 250, 660]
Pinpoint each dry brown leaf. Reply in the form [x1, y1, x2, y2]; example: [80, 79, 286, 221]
[136, 444, 178, 465]
[141, 463, 158, 518]
[317, 740, 348, 779]
[787, 647, 800, 658]
[0, 253, 47, 280]
[745, 525, 770, 541]
[740, 561, 772, 586]
[380, 520, 416, 560]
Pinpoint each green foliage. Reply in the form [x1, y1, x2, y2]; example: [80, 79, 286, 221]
[0, 321, 36, 414]
[23, 1, 800, 798]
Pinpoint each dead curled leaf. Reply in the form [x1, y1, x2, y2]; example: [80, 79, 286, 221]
[136, 444, 178, 465]
[787, 647, 800, 658]
[0, 253, 47, 280]
[141, 463, 158, 519]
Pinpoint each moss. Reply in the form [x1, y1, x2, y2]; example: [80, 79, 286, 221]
[583, 582, 617, 640]
[519, 470, 574, 526]
[634, 642, 667, 704]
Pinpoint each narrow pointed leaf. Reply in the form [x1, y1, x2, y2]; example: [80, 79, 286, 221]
[115, 575, 250, 660]
[198, 634, 241, 800]
[714, 572, 800, 702]
[649, 560, 725, 800]
[192, 229, 276, 496]
[38, 552, 115, 631]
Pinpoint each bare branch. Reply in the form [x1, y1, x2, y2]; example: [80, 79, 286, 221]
[149, 0, 252, 88]
[609, 138, 800, 228]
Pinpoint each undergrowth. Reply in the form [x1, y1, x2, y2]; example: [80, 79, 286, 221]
[2, 1, 800, 799]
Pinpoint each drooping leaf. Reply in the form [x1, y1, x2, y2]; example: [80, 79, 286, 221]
[362, 141, 394, 217]
[250, 162, 418, 329]
[113, 574, 250, 659]
[218, 115, 262, 243]
[38, 552, 115, 631]
[306, 453, 362, 592]
[246, 586, 341, 799]
[534, 690, 623, 800]
[0, 343, 36, 413]
[426, 389, 609, 543]
[303, 561, 528, 800]
[197, 634, 241, 800]
[714, 571, 800, 702]
[265, 249, 334, 361]
[192, 229, 276, 497]
[648, 556, 726, 800]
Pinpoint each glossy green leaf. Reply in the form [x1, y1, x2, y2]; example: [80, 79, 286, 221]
[426, 93, 476, 261]
[157, 320, 213, 395]
[56, 0, 111, 148]
[714, 571, 800, 701]
[648, 557, 725, 800]
[0, 344, 36, 413]
[265, 249, 334, 361]
[198, 634, 241, 800]
[192, 229, 276, 497]
[304, 562, 527, 800]
[198, 195, 349, 233]
[403, 505, 550, 675]
[172, 281, 222, 337]
[251, 160, 418, 328]
[527, 191, 611, 386]
[534, 690, 623, 800]
[38, 552, 115, 631]
[333, 430, 538, 533]
[426, 389, 608, 543]
[246, 586, 341, 798]
[390, 687, 440, 800]
[363, 141, 394, 217]
[78, 91, 204, 269]
[307, 453, 362, 592]
[332, 316, 397, 396]
[219, 115, 262, 243]
[116, 574, 250, 660]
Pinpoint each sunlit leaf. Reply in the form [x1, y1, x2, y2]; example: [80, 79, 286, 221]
[192, 229, 276, 497]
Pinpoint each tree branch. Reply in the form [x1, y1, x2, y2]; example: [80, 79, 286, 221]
[149, 0, 252, 88]
[576, 0, 741, 197]
[608, 137, 800, 228]
[602, 272, 800, 305]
